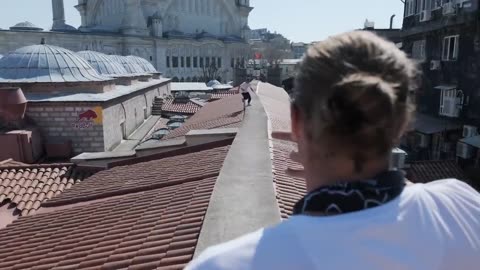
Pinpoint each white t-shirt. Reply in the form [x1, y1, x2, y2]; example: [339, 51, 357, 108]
[240, 82, 251, 94]
[186, 179, 480, 270]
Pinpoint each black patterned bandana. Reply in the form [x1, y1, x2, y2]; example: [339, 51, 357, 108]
[293, 171, 406, 216]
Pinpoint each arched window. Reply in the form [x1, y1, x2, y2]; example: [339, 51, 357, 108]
[180, 77, 185, 82]
[172, 76, 179, 82]
[186, 77, 192, 82]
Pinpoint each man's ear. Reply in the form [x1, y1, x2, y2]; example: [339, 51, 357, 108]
[291, 104, 301, 142]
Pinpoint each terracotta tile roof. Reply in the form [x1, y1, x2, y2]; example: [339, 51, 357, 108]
[164, 95, 244, 139]
[0, 164, 90, 216]
[408, 160, 468, 183]
[209, 89, 240, 101]
[0, 176, 217, 270]
[162, 97, 202, 115]
[0, 159, 28, 167]
[46, 146, 230, 206]
[272, 140, 307, 219]
[258, 83, 307, 219]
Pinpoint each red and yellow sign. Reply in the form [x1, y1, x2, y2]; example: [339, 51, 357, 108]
[72, 107, 103, 129]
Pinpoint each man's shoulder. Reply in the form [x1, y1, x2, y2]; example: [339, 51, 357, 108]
[185, 229, 264, 270]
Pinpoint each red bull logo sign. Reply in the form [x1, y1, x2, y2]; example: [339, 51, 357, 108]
[72, 107, 103, 129]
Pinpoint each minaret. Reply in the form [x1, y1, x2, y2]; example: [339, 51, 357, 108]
[51, 0, 66, 30]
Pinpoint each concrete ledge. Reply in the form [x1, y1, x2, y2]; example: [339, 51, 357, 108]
[194, 92, 281, 257]
[186, 128, 238, 136]
[71, 151, 136, 162]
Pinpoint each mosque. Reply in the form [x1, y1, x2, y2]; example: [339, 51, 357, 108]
[0, 0, 253, 82]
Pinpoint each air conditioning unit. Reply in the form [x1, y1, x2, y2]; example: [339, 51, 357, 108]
[416, 133, 430, 148]
[430, 60, 441, 70]
[456, 142, 475, 159]
[420, 10, 432, 22]
[463, 125, 478, 138]
[443, 2, 456, 15]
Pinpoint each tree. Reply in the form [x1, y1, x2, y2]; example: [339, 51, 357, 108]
[202, 62, 222, 83]
[261, 36, 292, 66]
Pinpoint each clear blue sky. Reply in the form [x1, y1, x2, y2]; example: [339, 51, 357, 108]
[0, 0, 404, 43]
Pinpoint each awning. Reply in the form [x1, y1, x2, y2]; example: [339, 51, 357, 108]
[434, 85, 457, 91]
[413, 113, 462, 134]
[460, 135, 480, 148]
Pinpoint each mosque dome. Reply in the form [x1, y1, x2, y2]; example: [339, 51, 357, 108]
[126, 55, 158, 73]
[77, 51, 129, 76]
[109, 55, 146, 75]
[0, 44, 111, 83]
[10, 22, 43, 31]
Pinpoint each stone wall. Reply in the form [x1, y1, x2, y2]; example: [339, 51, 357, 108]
[102, 83, 171, 151]
[26, 104, 105, 154]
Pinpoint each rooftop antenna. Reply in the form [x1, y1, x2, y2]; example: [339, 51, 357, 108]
[40, 38, 45, 45]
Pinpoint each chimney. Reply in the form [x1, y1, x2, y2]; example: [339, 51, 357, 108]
[0, 87, 27, 129]
[51, 0, 66, 30]
[390, 14, 396, 29]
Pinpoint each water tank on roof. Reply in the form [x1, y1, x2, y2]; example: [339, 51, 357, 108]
[0, 43, 111, 83]
[77, 51, 129, 77]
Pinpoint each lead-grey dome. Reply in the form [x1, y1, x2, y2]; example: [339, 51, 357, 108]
[127, 55, 158, 73]
[77, 51, 129, 77]
[109, 55, 146, 75]
[0, 44, 112, 83]
[10, 21, 43, 31]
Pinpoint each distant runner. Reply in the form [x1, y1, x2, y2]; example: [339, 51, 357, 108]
[240, 79, 253, 106]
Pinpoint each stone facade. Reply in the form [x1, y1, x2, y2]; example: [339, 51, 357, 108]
[0, 0, 253, 83]
[27, 103, 105, 153]
[26, 82, 170, 154]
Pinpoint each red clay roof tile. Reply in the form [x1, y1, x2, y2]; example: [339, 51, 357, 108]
[161, 97, 203, 115]
[209, 88, 240, 101]
[0, 176, 217, 270]
[164, 94, 244, 139]
[0, 164, 90, 216]
[258, 83, 307, 219]
[45, 146, 229, 206]
[408, 160, 468, 183]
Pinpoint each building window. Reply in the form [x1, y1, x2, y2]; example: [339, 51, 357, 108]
[442, 35, 459, 61]
[218, 57, 222, 68]
[405, 0, 415, 16]
[200, 57, 204, 68]
[181, 57, 185, 67]
[412, 40, 426, 61]
[186, 57, 191, 68]
[193, 57, 198, 68]
[211, 57, 216, 67]
[172, 56, 179, 68]
[166, 56, 170, 68]
[231, 58, 235, 68]
[206, 57, 210, 67]
[439, 87, 463, 117]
